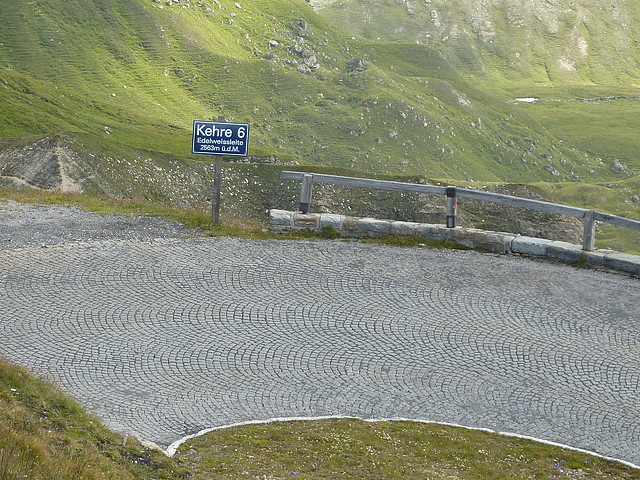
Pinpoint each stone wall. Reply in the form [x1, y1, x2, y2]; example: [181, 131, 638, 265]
[269, 209, 640, 277]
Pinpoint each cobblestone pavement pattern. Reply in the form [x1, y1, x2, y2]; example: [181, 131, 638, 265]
[0, 202, 639, 464]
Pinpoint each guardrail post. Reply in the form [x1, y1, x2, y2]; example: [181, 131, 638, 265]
[445, 187, 457, 228]
[582, 210, 596, 251]
[299, 174, 314, 213]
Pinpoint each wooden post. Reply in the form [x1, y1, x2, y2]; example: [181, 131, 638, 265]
[582, 209, 596, 251]
[211, 155, 223, 223]
[211, 116, 225, 223]
[445, 186, 457, 228]
[300, 173, 314, 213]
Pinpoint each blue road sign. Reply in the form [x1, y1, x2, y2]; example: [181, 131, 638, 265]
[192, 121, 250, 156]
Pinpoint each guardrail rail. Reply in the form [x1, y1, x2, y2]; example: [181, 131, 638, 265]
[281, 171, 640, 251]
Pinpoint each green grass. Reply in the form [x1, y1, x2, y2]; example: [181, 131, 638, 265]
[2, 0, 635, 183]
[175, 418, 640, 479]
[315, 0, 640, 180]
[317, 0, 640, 86]
[506, 85, 640, 172]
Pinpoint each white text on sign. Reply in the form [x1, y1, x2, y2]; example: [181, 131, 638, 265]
[192, 121, 250, 157]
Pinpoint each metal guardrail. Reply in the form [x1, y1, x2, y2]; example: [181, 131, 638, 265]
[281, 171, 640, 251]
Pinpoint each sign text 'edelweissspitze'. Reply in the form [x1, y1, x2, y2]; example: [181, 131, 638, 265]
[192, 121, 250, 156]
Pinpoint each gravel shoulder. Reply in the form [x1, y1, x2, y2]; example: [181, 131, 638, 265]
[0, 200, 202, 250]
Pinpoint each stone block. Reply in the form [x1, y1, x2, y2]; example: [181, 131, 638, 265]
[449, 227, 476, 249]
[341, 216, 360, 237]
[269, 209, 293, 232]
[584, 250, 609, 269]
[473, 230, 516, 254]
[546, 241, 584, 263]
[491, 232, 516, 254]
[390, 221, 420, 236]
[602, 252, 640, 276]
[415, 223, 450, 242]
[358, 217, 392, 237]
[511, 236, 554, 256]
[292, 213, 319, 230]
[318, 214, 345, 232]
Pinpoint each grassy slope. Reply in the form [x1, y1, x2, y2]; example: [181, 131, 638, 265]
[317, 0, 640, 85]
[176, 418, 640, 479]
[1, 0, 630, 184]
[317, 0, 640, 177]
[0, 0, 207, 155]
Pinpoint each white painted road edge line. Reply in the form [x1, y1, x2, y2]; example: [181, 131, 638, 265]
[162, 415, 640, 470]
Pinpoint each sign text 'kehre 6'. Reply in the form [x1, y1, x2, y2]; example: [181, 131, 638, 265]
[192, 121, 250, 156]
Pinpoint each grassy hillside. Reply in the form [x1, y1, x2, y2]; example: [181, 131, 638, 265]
[317, 0, 640, 85]
[316, 0, 640, 177]
[0, 0, 638, 254]
[2, 0, 635, 184]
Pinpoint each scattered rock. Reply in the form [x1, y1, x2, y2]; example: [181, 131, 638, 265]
[611, 159, 627, 172]
[346, 58, 367, 72]
[544, 165, 560, 176]
[287, 45, 305, 57]
[303, 55, 319, 68]
[430, 10, 441, 27]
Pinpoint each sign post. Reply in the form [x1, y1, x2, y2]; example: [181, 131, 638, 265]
[192, 118, 250, 223]
[212, 151, 223, 224]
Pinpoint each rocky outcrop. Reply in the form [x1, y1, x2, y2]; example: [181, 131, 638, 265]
[0, 136, 83, 193]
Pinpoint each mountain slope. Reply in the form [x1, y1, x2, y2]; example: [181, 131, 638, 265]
[2, 0, 634, 185]
[316, 0, 640, 85]
[314, 0, 640, 177]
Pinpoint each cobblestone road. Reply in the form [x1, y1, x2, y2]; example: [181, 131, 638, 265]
[1, 233, 639, 464]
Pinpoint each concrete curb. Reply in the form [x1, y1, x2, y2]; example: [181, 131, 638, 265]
[269, 209, 640, 277]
